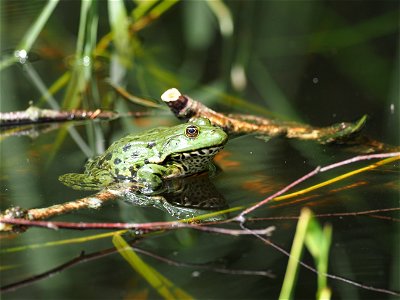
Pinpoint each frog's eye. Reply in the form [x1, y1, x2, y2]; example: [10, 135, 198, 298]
[185, 125, 199, 138]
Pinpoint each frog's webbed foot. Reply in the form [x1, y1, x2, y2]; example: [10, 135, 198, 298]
[59, 173, 111, 191]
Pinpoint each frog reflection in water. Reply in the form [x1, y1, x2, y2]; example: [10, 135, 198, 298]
[120, 174, 229, 222]
[59, 118, 228, 192]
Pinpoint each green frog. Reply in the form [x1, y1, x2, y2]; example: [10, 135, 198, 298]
[59, 118, 228, 192]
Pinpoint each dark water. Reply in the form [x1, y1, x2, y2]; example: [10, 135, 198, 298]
[1, 1, 399, 299]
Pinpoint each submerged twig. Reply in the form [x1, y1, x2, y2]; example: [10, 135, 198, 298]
[0, 248, 116, 293]
[0, 240, 273, 293]
[132, 246, 275, 278]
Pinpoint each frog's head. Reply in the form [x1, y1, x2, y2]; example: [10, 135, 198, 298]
[160, 118, 228, 161]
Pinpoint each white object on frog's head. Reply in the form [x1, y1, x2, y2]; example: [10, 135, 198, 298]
[161, 88, 182, 102]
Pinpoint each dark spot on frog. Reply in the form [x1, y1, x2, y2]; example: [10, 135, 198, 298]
[131, 151, 139, 158]
[129, 166, 137, 177]
[144, 159, 149, 164]
[104, 153, 113, 161]
[116, 174, 128, 181]
[147, 141, 156, 149]
[122, 144, 131, 152]
[115, 168, 120, 175]
[114, 158, 122, 165]
[97, 157, 105, 166]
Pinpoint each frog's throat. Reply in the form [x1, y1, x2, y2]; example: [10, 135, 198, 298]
[169, 145, 224, 160]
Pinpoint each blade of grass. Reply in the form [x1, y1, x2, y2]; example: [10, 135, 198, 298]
[279, 208, 332, 300]
[62, 0, 97, 109]
[113, 234, 194, 300]
[37, 71, 71, 106]
[279, 208, 311, 300]
[1, 230, 128, 254]
[108, 0, 132, 66]
[305, 215, 332, 299]
[146, 0, 179, 21]
[206, 0, 233, 37]
[132, 0, 158, 20]
[0, 264, 20, 271]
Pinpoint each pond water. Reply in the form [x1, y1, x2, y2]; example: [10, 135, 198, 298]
[1, 1, 399, 299]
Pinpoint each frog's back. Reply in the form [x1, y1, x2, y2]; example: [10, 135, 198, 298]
[88, 128, 168, 177]
[59, 138, 147, 190]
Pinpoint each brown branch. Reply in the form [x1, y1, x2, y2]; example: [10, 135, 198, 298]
[0, 106, 119, 126]
[0, 217, 275, 237]
[160, 88, 369, 145]
[0, 189, 122, 232]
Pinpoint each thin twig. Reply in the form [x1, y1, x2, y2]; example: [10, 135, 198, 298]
[0, 240, 273, 293]
[239, 223, 400, 296]
[0, 217, 275, 237]
[235, 152, 399, 220]
[249, 207, 400, 221]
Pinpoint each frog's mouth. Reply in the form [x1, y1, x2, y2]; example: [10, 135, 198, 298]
[169, 145, 224, 160]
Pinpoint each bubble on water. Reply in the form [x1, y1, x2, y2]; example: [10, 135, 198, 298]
[312, 77, 319, 84]
[82, 55, 91, 67]
[192, 271, 201, 277]
[390, 103, 395, 114]
[14, 49, 28, 64]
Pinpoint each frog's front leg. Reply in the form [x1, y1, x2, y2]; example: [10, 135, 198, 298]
[136, 164, 177, 193]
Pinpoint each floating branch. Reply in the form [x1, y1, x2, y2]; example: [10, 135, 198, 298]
[0, 106, 119, 127]
[0, 188, 122, 232]
[161, 88, 368, 144]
